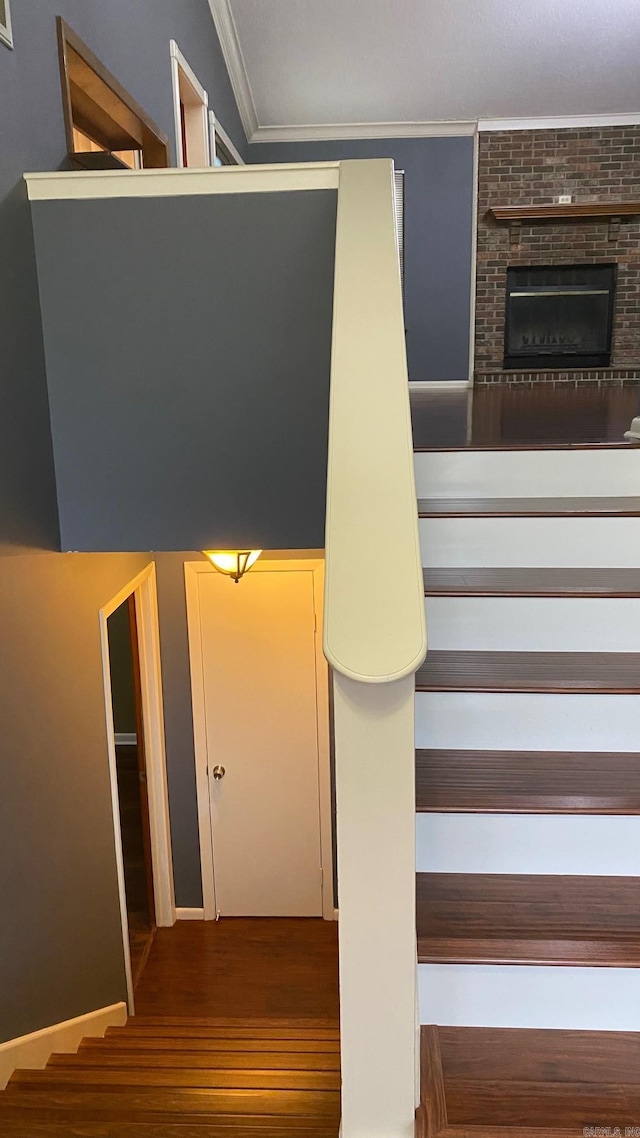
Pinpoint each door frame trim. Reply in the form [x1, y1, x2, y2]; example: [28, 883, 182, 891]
[100, 562, 176, 1010]
[185, 557, 335, 921]
[170, 39, 211, 168]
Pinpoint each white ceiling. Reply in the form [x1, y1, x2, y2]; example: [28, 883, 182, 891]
[210, 0, 640, 140]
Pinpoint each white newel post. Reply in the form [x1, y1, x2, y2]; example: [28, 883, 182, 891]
[334, 673, 418, 1138]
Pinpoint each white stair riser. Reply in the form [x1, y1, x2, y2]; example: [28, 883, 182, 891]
[414, 449, 640, 499]
[419, 965, 640, 1030]
[420, 516, 640, 567]
[425, 596, 640, 652]
[416, 814, 640, 876]
[416, 692, 640, 751]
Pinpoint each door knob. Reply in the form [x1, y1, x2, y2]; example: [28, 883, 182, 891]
[212, 765, 226, 780]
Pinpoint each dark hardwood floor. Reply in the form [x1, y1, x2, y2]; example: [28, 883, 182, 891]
[411, 383, 640, 450]
[134, 919, 340, 1020]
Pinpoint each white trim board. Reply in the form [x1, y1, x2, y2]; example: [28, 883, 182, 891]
[0, 0, 13, 49]
[0, 1003, 126, 1090]
[100, 563, 176, 1012]
[25, 163, 339, 201]
[251, 121, 478, 143]
[185, 557, 335, 922]
[409, 380, 470, 392]
[209, 110, 245, 166]
[249, 115, 640, 144]
[170, 40, 210, 169]
[170, 40, 208, 102]
[176, 907, 205, 920]
[478, 112, 640, 133]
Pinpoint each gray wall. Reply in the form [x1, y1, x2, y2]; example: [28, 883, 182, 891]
[31, 190, 337, 552]
[0, 552, 150, 1042]
[154, 553, 204, 906]
[0, 0, 243, 1042]
[248, 136, 475, 382]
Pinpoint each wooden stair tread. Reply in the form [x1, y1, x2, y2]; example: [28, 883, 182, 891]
[440, 1130, 623, 1138]
[11, 1068, 340, 1091]
[0, 1124, 339, 1138]
[437, 1026, 640, 1084]
[49, 1049, 341, 1070]
[444, 1079, 632, 1128]
[415, 650, 640, 693]
[415, 749, 640, 814]
[418, 495, 640, 517]
[423, 567, 640, 597]
[416, 873, 640, 966]
[105, 1025, 339, 1041]
[0, 1014, 341, 1131]
[419, 1025, 640, 1136]
[80, 1036, 339, 1053]
[128, 1024, 339, 1033]
[414, 441, 639, 453]
[0, 1086, 341, 1120]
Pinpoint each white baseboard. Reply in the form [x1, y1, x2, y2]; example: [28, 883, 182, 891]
[0, 1002, 127, 1090]
[409, 380, 470, 392]
[176, 907, 205, 920]
[333, 908, 339, 921]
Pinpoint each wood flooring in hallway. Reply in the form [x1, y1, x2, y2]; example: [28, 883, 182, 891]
[135, 917, 340, 1019]
[0, 919, 340, 1137]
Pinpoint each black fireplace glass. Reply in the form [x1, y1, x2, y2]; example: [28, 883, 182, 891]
[504, 264, 616, 369]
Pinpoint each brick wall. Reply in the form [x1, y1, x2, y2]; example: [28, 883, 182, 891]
[475, 126, 640, 385]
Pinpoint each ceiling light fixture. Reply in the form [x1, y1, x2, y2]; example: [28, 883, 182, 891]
[203, 549, 262, 583]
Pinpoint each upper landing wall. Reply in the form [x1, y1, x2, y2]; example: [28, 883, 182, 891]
[249, 136, 475, 383]
[29, 179, 337, 552]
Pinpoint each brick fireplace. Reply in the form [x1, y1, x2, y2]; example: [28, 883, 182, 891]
[474, 126, 640, 386]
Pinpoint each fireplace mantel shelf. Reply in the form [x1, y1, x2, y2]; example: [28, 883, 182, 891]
[489, 202, 640, 224]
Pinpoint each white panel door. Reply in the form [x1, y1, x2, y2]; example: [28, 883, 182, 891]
[197, 568, 323, 916]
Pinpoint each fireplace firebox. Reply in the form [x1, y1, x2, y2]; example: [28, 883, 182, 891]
[504, 264, 617, 370]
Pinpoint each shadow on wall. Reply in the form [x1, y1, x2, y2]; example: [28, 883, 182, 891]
[0, 183, 59, 553]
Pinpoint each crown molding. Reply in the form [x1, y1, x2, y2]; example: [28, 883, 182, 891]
[478, 112, 640, 133]
[207, 0, 258, 142]
[250, 120, 477, 143]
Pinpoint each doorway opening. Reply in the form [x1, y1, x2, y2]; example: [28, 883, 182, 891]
[209, 110, 244, 167]
[170, 40, 210, 168]
[107, 595, 156, 984]
[57, 18, 170, 170]
[185, 556, 334, 922]
[100, 564, 175, 1010]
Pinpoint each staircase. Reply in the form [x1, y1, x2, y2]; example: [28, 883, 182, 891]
[414, 444, 640, 1135]
[0, 1017, 341, 1136]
